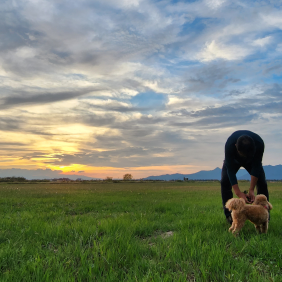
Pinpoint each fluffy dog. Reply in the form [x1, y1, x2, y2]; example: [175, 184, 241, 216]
[225, 195, 272, 236]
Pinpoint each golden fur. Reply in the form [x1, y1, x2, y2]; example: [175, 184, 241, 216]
[225, 195, 272, 236]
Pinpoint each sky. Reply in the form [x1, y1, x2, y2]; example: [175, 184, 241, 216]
[1, 0, 282, 179]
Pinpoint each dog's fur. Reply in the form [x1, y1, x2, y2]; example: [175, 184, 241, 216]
[225, 195, 272, 236]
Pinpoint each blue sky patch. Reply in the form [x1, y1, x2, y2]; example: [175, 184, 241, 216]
[131, 92, 168, 109]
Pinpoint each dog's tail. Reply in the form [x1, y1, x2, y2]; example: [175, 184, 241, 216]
[225, 198, 245, 212]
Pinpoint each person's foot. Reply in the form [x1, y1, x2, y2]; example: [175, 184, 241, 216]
[226, 215, 233, 225]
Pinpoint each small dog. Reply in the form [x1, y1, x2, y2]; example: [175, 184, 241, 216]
[225, 195, 272, 236]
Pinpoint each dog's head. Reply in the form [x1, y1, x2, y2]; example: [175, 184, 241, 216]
[226, 198, 245, 211]
[253, 194, 273, 210]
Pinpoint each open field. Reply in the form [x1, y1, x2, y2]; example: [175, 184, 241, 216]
[0, 181, 281, 282]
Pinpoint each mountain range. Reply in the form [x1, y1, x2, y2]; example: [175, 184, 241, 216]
[1, 165, 281, 181]
[0, 168, 96, 180]
[143, 165, 282, 181]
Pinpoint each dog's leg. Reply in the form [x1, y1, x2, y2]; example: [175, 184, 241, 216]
[232, 222, 245, 237]
[228, 222, 235, 232]
[255, 224, 262, 234]
[261, 221, 268, 233]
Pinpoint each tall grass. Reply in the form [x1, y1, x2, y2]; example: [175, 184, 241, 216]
[0, 182, 281, 281]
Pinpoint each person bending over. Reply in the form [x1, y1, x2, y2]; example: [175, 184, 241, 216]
[221, 130, 269, 225]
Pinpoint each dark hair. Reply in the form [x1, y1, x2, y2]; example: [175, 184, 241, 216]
[236, 135, 256, 157]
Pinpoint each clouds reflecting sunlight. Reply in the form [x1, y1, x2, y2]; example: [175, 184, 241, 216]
[1, 0, 282, 178]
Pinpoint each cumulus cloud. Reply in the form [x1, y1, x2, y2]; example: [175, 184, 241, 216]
[196, 40, 252, 62]
[205, 0, 227, 10]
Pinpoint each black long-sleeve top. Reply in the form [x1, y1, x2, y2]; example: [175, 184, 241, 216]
[225, 130, 264, 186]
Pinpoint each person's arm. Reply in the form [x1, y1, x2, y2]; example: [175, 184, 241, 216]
[226, 153, 250, 203]
[224, 134, 251, 203]
[249, 141, 264, 202]
[225, 141, 238, 187]
[248, 175, 258, 202]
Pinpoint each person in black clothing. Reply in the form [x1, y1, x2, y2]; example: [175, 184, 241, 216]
[221, 130, 269, 224]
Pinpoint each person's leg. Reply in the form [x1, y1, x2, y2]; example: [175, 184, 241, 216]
[244, 164, 270, 220]
[256, 169, 270, 221]
[243, 165, 269, 200]
[221, 161, 240, 219]
[256, 167, 269, 200]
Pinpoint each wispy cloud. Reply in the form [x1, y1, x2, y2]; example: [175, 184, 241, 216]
[0, 88, 103, 109]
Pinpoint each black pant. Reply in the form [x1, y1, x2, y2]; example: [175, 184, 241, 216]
[221, 161, 269, 218]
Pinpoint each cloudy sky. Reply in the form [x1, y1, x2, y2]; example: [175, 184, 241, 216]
[1, 0, 282, 179]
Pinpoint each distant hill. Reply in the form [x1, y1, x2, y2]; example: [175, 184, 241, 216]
[0, 168, 98, 180]
[143, 167, 227, 180]
[143, 165, 282, 181]
[237, 165, 282, 181]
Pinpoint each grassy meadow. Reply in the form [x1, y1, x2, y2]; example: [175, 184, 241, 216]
[0, 181, 281, 282]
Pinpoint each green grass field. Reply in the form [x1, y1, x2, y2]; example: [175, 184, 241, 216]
[0, 181, 281, 282]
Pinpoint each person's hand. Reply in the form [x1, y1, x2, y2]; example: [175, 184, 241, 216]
[237, 191, 251, 204]
[233, 184, 251, 204]
[248, 190, 255, 203]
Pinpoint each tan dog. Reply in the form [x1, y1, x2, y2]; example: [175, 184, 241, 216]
[225, 195, 272, 236]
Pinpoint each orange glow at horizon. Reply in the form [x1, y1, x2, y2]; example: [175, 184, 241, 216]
[46, 164, 210, 179]
[0, 153, 210, 179]
[0, 154, 211, 179]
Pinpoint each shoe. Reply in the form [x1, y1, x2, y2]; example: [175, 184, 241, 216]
[226, 215, 233, 225]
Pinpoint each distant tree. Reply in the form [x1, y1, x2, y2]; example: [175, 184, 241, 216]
[123, 174, 133, 180]
[105, 176, 113, 181]
[0, 176, 26, 182]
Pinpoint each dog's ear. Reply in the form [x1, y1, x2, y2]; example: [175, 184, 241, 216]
[239, 198, 245, 204]
[268, 202, 273, 210]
